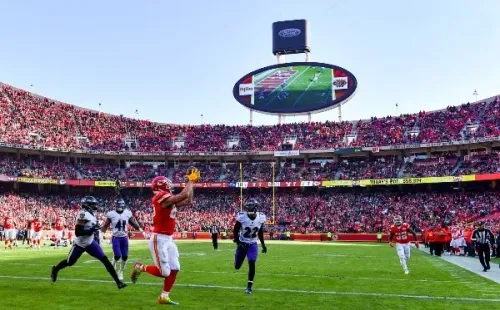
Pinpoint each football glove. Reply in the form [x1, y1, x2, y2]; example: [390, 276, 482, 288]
[262, 244, 267, 254]
[185, 166, 200, 182]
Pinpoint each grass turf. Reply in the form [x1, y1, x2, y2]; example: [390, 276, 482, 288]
[0, 240, 499, 309]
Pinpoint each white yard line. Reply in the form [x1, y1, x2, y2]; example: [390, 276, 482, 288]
[0, 262, 476, 284]
[0, 274, 497, 302]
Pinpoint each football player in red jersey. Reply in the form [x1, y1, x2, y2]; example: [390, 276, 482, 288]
[389, 215, 419, 274]
[3, 213, 17, 250]
[32, 217, 43, 249]
[131, 167, 200, 306]
[54, 216, 65, 248]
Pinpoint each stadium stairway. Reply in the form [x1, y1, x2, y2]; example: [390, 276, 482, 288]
[397, 161, 408, 178]
[451, 159, 463, 175]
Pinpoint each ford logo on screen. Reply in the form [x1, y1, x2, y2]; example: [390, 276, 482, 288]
[278, 28, 301, 38]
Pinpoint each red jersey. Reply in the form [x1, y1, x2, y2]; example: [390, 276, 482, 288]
[33, 219, 43, 232]
[152, 191, 177, 235]
[3, 217, 15, 229]
[390, 223, 410, 244]
[55, 219, 64, 231]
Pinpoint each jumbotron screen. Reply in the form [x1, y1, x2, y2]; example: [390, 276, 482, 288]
[233, 62, 357, 115]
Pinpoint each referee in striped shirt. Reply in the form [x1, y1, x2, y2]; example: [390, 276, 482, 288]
[211, 224, 220, 250]
[471, 222, 495, 272]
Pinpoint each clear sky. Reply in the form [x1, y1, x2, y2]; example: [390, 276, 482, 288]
[0, 0, 498, 126]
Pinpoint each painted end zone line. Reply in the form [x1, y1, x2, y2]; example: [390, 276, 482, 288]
[0, 275, 498, 303]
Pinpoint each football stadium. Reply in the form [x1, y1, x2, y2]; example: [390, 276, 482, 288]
[1, 1, 500, 310]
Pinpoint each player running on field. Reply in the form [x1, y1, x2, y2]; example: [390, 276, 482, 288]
[389, 215, 419, 274]
[130, 167, 200, 306]
[233, 199, 267, 294]
[101, 198, 147, 281]
[51, 196, 126, 289]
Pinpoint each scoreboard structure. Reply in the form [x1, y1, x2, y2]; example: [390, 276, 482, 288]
[234, 19, 357, 124]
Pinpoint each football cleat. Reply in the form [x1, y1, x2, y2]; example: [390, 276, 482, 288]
[404, 270, 409, 275]
[117, 281, 127, 290]
[51, 266, 58, 283]
[130, 262, 143, 284]
[117, 270, 124, 281]
[245, 288, 253, 295]
[158, 296, 179, 305]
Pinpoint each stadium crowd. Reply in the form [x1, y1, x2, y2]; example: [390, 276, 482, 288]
[2, 153, 500, 182]
[1, 84, 499, 152]
[1, 190, 499, 235]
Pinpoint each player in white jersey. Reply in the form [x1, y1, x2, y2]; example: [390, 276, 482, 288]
[51, 196, 126, 289]
[233, 199, 267, 294]
[101, 199, 146, 280]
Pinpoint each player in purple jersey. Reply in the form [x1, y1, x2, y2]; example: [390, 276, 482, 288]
[50, 196, 126, 289]
[101, 199, 146, 281]
[233, 199, 267, 294]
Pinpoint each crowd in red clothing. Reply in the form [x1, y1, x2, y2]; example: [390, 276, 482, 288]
[1, 84, 499, 153]
[2, 152, 500, 182]
[1, 189, 499, 234]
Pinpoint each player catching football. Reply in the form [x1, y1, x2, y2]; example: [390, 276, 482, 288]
[389, 215, 419, 274]
[131, 167, 200, 306]
[233, 199, 267, 294]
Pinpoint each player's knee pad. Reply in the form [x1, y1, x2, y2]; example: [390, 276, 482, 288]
[122, 255, 128, 262]
[160, 268, 171, 277]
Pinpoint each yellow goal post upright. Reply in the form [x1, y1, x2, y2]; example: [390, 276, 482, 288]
[271, 161, 276, 225]
[240, 162, 243, 212]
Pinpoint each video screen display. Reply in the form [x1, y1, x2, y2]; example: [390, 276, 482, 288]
[234, 62, 357, 115]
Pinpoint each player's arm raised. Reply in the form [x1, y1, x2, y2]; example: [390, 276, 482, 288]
[176, 187, 194, 207]
[258, 225, 267, 254]
[159, 167, 199, 209]
[160, 181, 194, 209]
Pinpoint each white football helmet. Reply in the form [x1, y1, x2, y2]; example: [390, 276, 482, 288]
[393, 215, 403, 226]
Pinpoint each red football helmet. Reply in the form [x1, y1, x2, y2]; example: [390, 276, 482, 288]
[151, 176, 174, 193]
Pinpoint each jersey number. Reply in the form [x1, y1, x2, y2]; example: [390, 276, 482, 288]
[115, 220, 127, 232]
[170, 207, 177, 219]
[243, 227, 259, 239]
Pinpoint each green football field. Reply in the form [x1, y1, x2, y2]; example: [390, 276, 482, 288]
[1, 240, 499, 310]
[254, 66, 332, 111]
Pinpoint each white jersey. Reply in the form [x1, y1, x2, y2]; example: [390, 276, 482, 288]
[75, 209, 98, 247]
[236, 212, 266, 244]
[106, 209, 133, 238]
